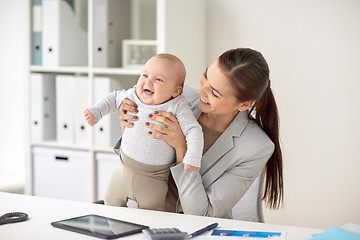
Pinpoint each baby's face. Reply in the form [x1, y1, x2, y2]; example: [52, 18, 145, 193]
[136, 56, 182, 105]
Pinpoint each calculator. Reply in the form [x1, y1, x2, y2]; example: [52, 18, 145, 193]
[142, 228, 188, 240]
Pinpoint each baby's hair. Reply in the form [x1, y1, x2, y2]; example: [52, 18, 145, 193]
[154, 53, 186, 89]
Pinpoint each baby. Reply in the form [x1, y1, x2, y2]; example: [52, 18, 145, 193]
[84, 53, 203, 211]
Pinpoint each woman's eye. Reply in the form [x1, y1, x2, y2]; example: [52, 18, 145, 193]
[203, 72, 207, 79]
[203, 68, 208, 79]
[211, 90, 219, 98]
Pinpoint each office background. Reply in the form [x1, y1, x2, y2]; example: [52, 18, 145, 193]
[0, 0, 359, 229]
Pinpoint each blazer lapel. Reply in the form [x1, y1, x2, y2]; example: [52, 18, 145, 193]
[200, 111, 250, 188]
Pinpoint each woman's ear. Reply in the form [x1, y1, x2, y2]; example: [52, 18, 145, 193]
[237, 100, 255, 112]
[172, 86, 183, 98]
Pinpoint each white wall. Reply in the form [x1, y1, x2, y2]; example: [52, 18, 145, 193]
[206, 0, 360, 229]
[0, 0, 26, 176]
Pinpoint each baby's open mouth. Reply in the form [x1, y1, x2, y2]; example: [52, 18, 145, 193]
[144, 89, 154, 95]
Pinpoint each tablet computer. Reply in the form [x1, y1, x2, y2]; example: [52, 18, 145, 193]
[51, 214, 149, 239]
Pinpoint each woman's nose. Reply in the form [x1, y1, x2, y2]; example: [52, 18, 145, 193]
[197, 76, 207, 95]
[197, 85, 204, 95]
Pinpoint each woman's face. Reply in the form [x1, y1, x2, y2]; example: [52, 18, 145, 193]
[197, 59, 246, 116]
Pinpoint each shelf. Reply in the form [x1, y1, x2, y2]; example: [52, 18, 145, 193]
[26, 0, 206, 201]
[30, 141, 115, 154]
[93, 67, 141, 76]
[29, 66, 142, 76]
[30, 141, 90, 151]
[92, 146, 116, 154]
[30, 66, 89, 74]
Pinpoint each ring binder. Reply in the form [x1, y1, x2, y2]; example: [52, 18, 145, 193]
[30, 73, 56, 141]
[42, 0, 87, 66]
[93, 0, 131, 67]
[31, 0, 42, 65]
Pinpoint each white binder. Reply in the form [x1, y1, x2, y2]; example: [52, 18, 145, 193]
[73, 76, 91, 146]
[42, 0, 88, 66]
[93, 0, 131, 67]
[56, 75, 75, 144]
[93, 77, 122, 147]
[30, 73, 56, 141]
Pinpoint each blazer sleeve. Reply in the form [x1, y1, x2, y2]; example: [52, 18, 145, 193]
[170, 140, 274, 218]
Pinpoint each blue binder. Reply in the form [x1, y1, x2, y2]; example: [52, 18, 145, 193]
[31, 0, 42, 65]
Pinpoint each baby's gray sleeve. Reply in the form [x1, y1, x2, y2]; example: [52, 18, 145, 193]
[88, 90, 126, 122]
[176, 99, 203, 167]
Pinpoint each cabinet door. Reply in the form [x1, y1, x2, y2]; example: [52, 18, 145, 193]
[33, 147, 92, 202]
[96, 152, 119, 200]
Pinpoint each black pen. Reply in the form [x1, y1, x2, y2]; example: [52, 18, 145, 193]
[188, 223, 218, 238]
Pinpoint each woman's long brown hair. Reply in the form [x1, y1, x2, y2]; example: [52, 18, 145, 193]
[219, 48, 284, 209]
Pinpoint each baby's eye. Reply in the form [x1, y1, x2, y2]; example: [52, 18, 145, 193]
[156, 78, 164, 82]
[142, 74, 148, 78]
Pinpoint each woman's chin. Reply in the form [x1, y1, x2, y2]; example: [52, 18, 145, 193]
[198, 102, 210, 113]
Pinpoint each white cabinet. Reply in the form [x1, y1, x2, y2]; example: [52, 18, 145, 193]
[25, 0, 205, 201]
[33, 147, 92, 202]
[96, 152, 119, 200]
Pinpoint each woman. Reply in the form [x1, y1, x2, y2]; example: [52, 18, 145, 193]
[119, 48, 283, 218]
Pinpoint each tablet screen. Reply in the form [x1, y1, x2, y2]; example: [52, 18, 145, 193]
[51, 214, 149, 239]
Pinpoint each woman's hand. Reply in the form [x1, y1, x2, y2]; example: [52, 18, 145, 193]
[118, 98, 138, 132]
[147, 111, 200, 172]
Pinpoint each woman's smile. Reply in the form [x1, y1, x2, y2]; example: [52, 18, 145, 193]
[200, 97, 210, 105]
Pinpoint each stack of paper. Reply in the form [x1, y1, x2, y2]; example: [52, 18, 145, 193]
[308, 223, 360, 240]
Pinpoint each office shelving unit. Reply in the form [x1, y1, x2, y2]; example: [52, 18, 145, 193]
[24, 0, 205, 202]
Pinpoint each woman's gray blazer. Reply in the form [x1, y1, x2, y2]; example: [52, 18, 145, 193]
[171, 86, 275, 219]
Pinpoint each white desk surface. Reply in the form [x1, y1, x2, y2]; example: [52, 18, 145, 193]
[0, 192, 322, 239]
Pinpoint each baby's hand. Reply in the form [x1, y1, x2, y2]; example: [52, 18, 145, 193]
[84, 109, 97, 126]
[183, 163, 200, 172]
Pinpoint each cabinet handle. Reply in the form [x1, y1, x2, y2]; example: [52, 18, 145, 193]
[55, 156, 68, 161]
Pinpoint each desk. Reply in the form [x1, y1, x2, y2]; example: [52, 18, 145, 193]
[0, 192, 322, 239]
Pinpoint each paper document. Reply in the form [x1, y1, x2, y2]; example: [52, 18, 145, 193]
[341, 223, 360, 236]
[308, 226, 360, 240]
[195, 229, 286, 239]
